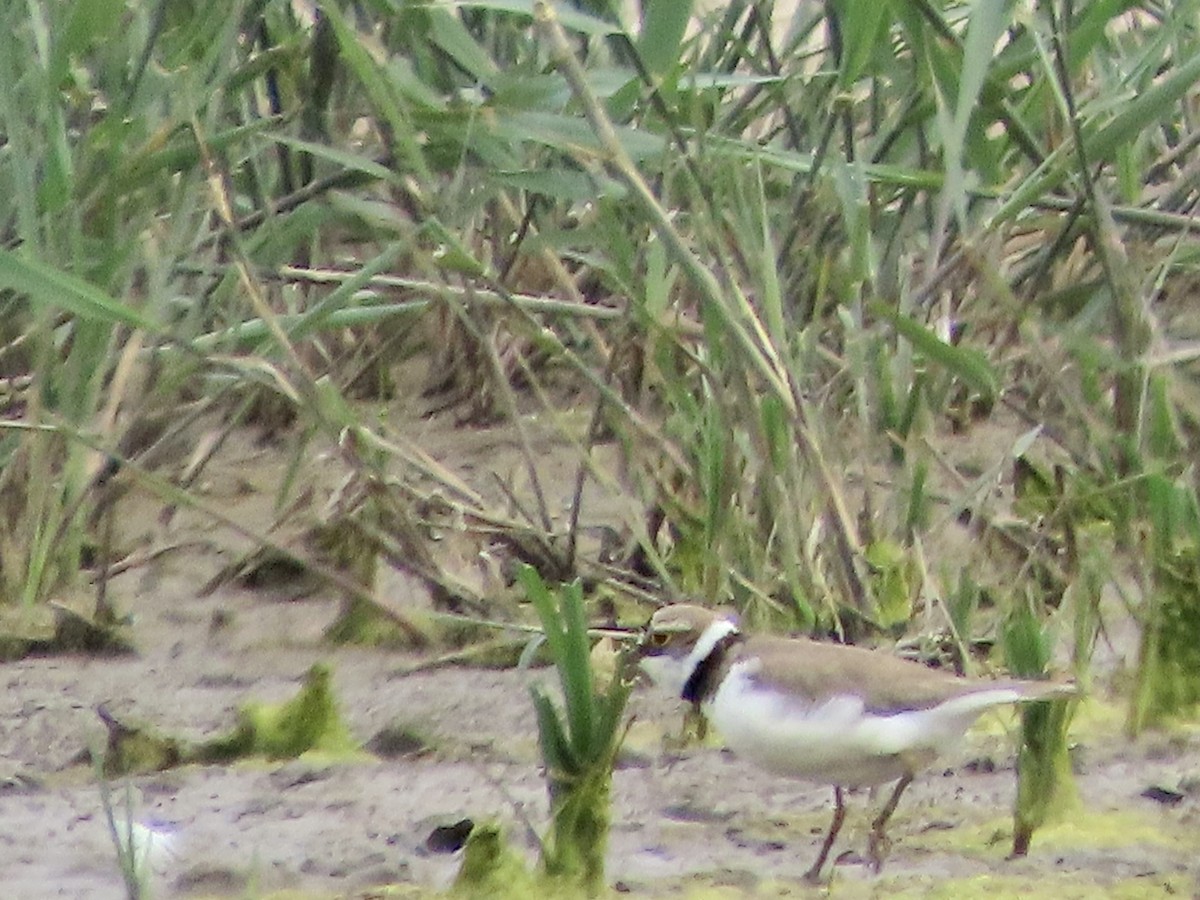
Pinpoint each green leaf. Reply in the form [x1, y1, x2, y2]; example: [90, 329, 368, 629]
[114, 119, 278, 194]
[887, 311, 998, 403]
[261, 134, 406, 186]
[454, 0, 621, 36]
[995, 37, 1200, 227]
[593, 673, 632, 757]
[0, 251, 164, 333]
[428, 7, 501, 84]
[56, 0, 125, 86]
[490, 168, 627, 203]
[943, 0, 1013, 223]
[558, 579, 596, 762]
[285, 243, 405, 341]
[831, 0, 895, 86]
[1087, 48, 1200, 164]
[498, 110, 667, 160]
[530, 685, 580, 774]
[1004, 598, 1052, 678]
[321, 2, 432, 181]
[1146, 375, 1181, 459]
[637, 0, 693, 77]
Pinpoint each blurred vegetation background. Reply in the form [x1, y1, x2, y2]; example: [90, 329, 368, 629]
[1, 0, 1199, 739]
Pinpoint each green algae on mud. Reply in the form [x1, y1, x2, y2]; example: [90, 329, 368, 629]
[924, 806, 1191, 866]
[194, 662, 361, 762]
[451, 822, 542, 899]
[99, 662, 362, 775]
[876, 872, 1194, 900]
[655, 868, 1195, 900]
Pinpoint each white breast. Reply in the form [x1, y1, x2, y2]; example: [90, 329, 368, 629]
[704, 662, 1024, 787]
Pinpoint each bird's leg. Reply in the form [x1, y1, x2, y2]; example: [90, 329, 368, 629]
[804, 785, 847, 884]
[868, 772, 914, 871]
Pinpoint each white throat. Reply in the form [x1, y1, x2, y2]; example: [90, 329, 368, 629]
[642, 617, 740, 700]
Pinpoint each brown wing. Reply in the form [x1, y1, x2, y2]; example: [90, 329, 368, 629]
[740, 635, 1055, 713]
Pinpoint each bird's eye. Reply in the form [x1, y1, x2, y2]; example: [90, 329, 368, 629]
[648, 631, 671, 648]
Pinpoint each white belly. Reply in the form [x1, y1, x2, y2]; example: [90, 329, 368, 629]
[703, 665, 1014, 787]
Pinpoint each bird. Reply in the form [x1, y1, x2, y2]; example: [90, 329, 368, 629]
[635, 603, 1075, 882]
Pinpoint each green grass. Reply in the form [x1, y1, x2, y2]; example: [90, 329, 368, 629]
[4, 1, 1200, 887]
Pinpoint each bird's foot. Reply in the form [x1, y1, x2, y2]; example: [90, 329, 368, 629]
[865, 772, 910, 872]
[802, 862, 831, 885]
[867, 828, 892, 872]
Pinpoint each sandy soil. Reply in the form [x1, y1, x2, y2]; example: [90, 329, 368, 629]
[2, 401, 1199, 900]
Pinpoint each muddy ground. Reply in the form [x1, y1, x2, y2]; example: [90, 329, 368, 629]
[1, 391, 1198, 899]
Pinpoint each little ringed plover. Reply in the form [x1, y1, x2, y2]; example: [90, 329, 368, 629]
[637, 603, 1075, 882]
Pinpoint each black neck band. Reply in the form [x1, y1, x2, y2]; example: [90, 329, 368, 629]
[681, 630, 743, 705]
